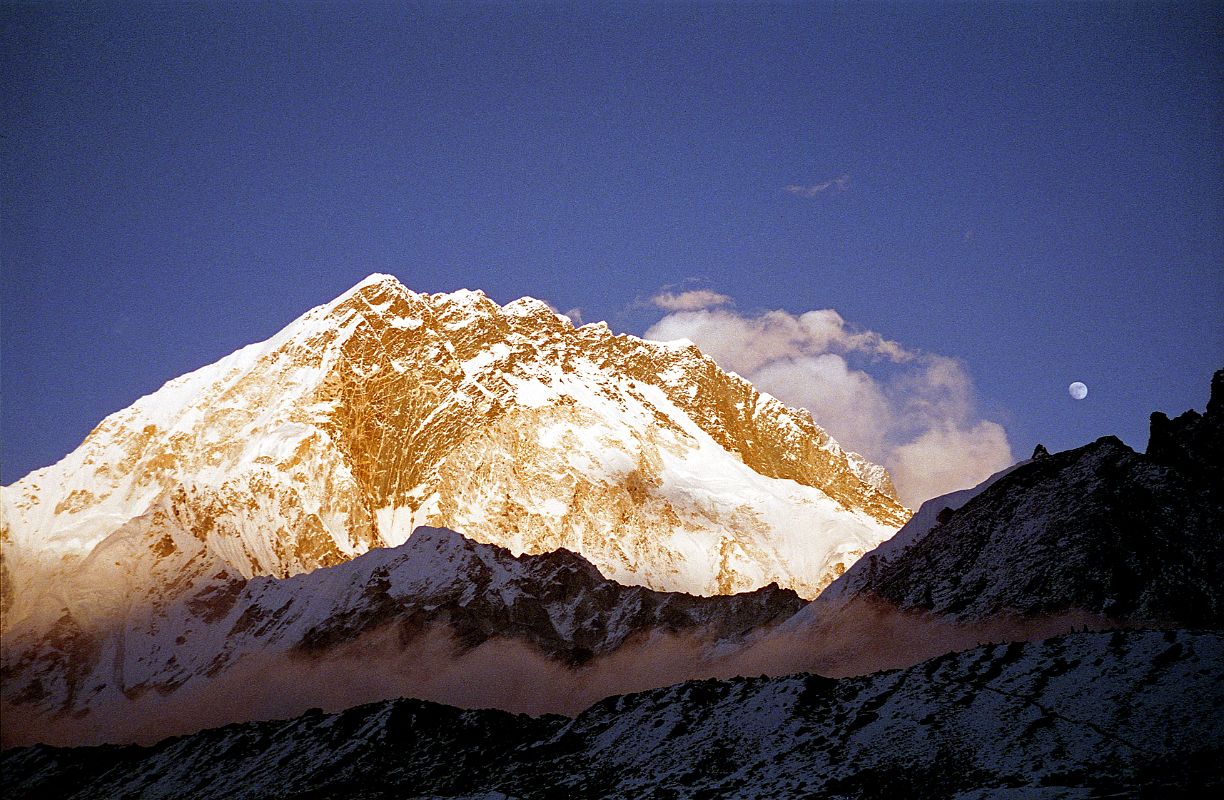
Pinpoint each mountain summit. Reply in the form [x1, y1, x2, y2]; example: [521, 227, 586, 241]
[2, 274, 907, 635]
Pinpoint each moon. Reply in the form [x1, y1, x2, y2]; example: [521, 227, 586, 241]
[1068, 381, 1088, 400]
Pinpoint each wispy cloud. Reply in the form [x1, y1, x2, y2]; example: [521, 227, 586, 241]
[785, 175, 850, 198]
[649, 289, 733, 312]
[645, 300, 1013, 506]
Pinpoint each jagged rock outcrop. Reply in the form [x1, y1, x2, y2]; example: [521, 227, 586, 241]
[846, 435, 1224, 624]
[1147, 367, 1223, 489]
[5, 630, 1220, 798]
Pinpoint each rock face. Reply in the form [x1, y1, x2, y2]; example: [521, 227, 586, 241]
[5, 630, 1220, 799]
[0, 274, 906, 641]
[1146, 367, 1223, 489]
[813, 370, 1224, 627]
[0, 527, 805, 747]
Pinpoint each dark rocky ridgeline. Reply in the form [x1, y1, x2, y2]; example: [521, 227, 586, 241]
[5, 630, 1221, 799]
[1146, 368, 1223, 491]
[283, 528, 808, 667]
[839, 369, 1224, 626]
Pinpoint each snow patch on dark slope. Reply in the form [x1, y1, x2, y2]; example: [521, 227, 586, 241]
[5, 630, 1221, 799]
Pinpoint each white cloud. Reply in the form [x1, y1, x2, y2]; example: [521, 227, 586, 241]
[645, 307, 912, 374]
[888, 422, 1012, 508]
[649, 290, 733, 312]
[751, 354, 893, 459]
[785, 175, 850, 197]
[645, 304, 1012, 507]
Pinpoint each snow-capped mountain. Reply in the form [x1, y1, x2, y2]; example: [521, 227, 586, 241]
[6, 630, 1220, 798]
[1, 527, 803, 748]
[0, 274, 907, 641]
[5, 350, 1220, 792]
[817, 369, 1224, 626]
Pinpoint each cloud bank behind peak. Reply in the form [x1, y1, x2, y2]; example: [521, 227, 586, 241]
[645, 303, 1013, 506]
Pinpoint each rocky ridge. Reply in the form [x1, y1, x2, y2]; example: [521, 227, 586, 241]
[811, 370, 1224, 627]
[815, 456, 1028, 606]
[1146, 368, 1223, 489]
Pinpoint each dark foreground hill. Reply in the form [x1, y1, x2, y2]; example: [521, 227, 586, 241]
[822, 368, 1224, 627]
[4, 629, 1222, 799]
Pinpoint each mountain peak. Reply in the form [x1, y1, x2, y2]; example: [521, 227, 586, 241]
[404, 524, 469, 548]
[2, 277, 909, 641]
[327, 272, 411, 306]
[502, 295, 561, 320]
[349, 271, 406, 293]
[1147, 367, 1223, 488]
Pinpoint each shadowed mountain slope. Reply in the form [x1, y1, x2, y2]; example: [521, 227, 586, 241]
[1, 527, 803, 748]
[815, 369, 1224, 627]
[5, 630, 1220, 799]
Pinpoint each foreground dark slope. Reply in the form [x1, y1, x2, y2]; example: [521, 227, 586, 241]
[5, 630, 1221, 799]
[851, 435, 1224, 623]
[825, 369, 1224, 626]
[752, 370, 1224, 686]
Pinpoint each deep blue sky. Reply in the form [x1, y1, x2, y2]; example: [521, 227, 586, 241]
[2, 1, 1221, 484]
